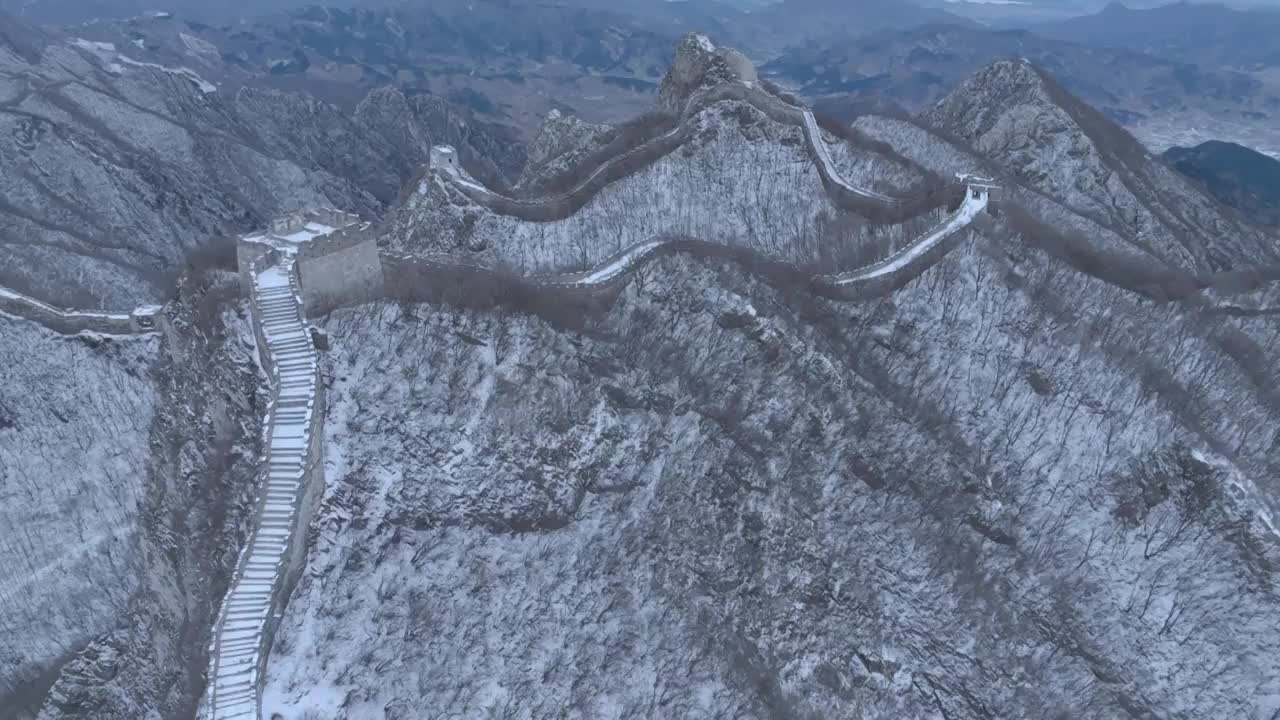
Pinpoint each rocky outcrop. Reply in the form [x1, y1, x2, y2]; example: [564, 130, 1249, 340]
[658, 33, 759, 116]
[516, 110, 611, 189]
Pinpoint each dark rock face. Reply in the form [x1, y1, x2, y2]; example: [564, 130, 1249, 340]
[1164, 140, 1280, 227]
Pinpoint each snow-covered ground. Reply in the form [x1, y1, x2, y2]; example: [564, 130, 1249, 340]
[0, 316, 159, 702]
[259, 236, 1280, 717]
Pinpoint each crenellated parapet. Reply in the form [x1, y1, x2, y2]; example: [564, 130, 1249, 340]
[237, 208, 383, 317]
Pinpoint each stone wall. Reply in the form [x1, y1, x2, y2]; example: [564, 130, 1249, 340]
[236, 242, 276, 301]
[440, 81, 959, 225]
[0, 290, 159, 336]
[296, 226, 385, 316]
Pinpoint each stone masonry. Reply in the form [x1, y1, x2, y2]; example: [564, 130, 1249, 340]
[237, 207, 385, 317]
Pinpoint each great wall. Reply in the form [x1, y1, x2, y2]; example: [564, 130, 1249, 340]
[206, 212, 350, 720]
[0, 286, 161, 336]
[192, 72, 998, 714]
[434, 77, 971, 224]
[0, 48, 999, 719]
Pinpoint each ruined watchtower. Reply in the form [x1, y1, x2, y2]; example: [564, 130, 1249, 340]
[236, 207, 385, 316]
[431, 145, 459, 175]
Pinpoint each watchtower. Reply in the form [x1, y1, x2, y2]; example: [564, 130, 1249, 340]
[957, 174, 1002, 205]
[236, 207, 384, 316]
[431, 145, 459, 175]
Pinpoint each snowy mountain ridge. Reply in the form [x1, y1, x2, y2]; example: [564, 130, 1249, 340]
[5, 27, 1280, 720]
[260, 35, 1280, 719]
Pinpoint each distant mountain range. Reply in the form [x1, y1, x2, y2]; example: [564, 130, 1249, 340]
[66, 2, 679, 130]
[762, 22, 1280, 158]
[0, 9, 521, 308]
[1032, 2, 1280, 68]
[1164, 140, 1280, 225]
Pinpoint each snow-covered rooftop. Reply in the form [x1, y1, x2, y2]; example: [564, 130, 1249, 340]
[240, 208, 362, 255]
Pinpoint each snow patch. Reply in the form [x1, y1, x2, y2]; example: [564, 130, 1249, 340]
[69, 37, 217, 94]
[117, 54, 217, 94]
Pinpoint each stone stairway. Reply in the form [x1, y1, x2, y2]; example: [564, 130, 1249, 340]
[206, 258, 319, 719]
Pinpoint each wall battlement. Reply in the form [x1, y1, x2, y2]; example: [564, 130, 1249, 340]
[237, 209, 384, 317]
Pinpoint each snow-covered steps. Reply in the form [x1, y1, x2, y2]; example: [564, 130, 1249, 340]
[206, 256, 320, 719]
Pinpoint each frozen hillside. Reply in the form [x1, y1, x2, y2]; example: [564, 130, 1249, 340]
[263, 223, 1280, 717]
[385, 90, 931, 275]
[918, 60, 1278, 272]
[2, 268, 270, 720]
[0, 18, 514, 310]
[0, 319, 157, 715]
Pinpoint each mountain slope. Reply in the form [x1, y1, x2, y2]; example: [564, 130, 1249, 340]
[1164, 140, 1280, 227]
[0, 267, 270, 720]
[761, 24, 1280, 158]
[260, 44, 1280, 718]
[918, 59, 1277, 272]
[263, 227, 1280, 718]
[0, 17, 513, 308]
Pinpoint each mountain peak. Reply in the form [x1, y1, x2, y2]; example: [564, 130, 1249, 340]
[922, 59, 1057, 141]
[926, 58, 1147, 167]
[656, 32, 758, 115]
[923, 59, 1273, 270]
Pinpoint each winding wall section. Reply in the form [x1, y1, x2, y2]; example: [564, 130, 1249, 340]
[383, 186, 991, 308]
[0, 287, 160, 335]
[439, 81, 961, 224]
[205, 255, 324, 720]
